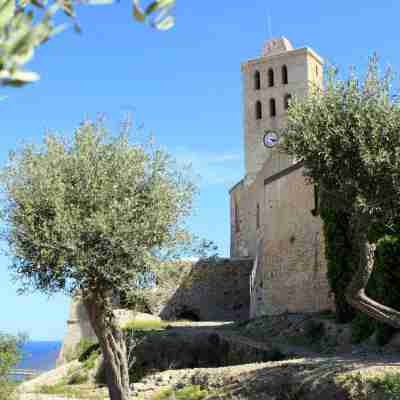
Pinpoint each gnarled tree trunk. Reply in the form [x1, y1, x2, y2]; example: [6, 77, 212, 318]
[83, 293, 130, 400]
[345, 214, 400, 329]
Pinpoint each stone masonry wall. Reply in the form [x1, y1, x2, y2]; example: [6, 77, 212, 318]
[159, 258, 253, 322]
[250, 163, 334, 317]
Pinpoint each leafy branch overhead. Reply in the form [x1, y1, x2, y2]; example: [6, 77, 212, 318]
[0, 0, 175, 86]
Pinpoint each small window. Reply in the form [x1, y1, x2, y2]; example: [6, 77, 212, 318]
[254, 70, 261, 90]
[269, 98, 276, 117]
[255, 101, 262, 120]
[282, 65, 288, 84]
[256, 203, 260, 229]
[284, 94, 292, 110]
[268, 68, 274, 87]
[234, 201, 240, 232]
[316, 64, 319, 78]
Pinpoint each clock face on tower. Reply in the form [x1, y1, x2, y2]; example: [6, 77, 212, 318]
[263, 131, 279, 148]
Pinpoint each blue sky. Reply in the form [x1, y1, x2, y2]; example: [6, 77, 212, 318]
[1, 1, 400, 341]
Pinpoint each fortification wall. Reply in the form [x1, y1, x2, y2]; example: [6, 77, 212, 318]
[159, 258, 253, 321]
[57, 258, 253, 365]
[56, 299, 158, 366]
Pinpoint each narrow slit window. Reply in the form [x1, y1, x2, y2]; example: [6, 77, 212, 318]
[269, 98, 276, 117]
[268, 68, 274, 87]
[255, 101, 262, 120]
[311, 185, 319, 216]
[282, 65, 288, 84]
[235, 201, 240, 232]
[254, 70, 261, 90]
[256, 203, 260, 229]
[284, 94, 292, 110]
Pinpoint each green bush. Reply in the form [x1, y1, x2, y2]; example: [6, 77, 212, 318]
[76, 338, 98, 360]
[151, 385, 212, 400]
[371, 372, 400, 398]
[350, 314, 375, 344]
[304, 320, 325, 343]
[67, 369, 89, 385]
[320, 205, 355, 323]
[321, 197, 400, 344]
[0, 333, 26, 400]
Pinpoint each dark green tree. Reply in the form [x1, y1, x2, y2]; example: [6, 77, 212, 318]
[1, 117, 196, 400]
[282, 55, 400, 328]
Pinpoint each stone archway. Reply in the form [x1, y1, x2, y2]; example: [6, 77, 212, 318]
[175, 306, 201, 321]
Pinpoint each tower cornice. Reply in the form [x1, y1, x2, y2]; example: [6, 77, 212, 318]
[241, 47, 324, 72]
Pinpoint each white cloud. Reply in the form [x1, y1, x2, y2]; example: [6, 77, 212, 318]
[172, 147, 243, 187]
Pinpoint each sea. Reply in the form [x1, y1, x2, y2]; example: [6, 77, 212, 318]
[12, 341, 62, 381]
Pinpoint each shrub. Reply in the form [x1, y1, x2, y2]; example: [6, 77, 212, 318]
[67, 369, 89, 385]
[0, 333, 26, 400]
[304, 320, 325, 343]
[321, 201, 400, 344]
[350, 314, 375, 344]
[151, 385, 211, 400]
[76, 338, 98, 360]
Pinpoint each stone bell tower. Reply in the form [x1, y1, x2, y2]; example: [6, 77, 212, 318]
[242, 37, 324, 184]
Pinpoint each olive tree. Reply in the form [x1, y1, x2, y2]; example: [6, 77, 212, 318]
[281, 55, 400, 328]
[1, 118, 196, 400]
[0, 0, 175, 86]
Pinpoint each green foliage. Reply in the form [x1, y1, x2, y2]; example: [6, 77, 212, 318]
[322, 208, 400, 343]
[371, 372, 400, 398]
[320, 206, 355, 323]
[283, 55, 400, 222]
[67, 369, 89, 385]
[1, 118, 196, 298]
[37, 383, 87, 397]
[0, 333, 23, 378]
[0, 0, 175, 86]
[350, 314, 375, 344]
[0, 333, 26, 400]
[304, 320, 325, 343]
[338, 371, 400, 400]
[282, 54, 400, 331]
[151, 385, 212, 400]
[75, 338, 98, 360]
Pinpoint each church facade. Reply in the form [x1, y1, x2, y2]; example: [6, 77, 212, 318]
[230, 37, 334, 318]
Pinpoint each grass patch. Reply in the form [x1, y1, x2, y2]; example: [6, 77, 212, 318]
[123, 319, 168, 331]
[150, 385, 215, 400]
[36, 383, 106, 399]
[37, 383, 85, 396]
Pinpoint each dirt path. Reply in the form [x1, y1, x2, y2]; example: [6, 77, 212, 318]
[17, 316, 400, 399]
